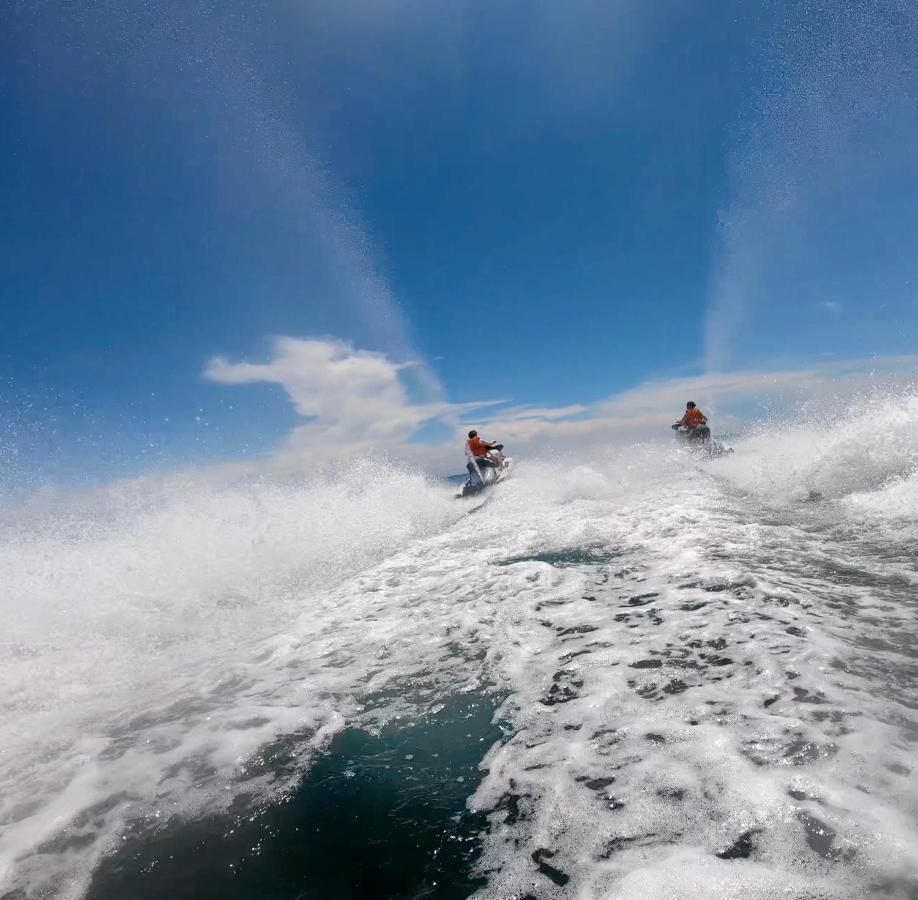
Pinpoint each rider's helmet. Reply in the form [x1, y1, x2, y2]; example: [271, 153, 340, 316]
[468, 430, 478, 438]
[686, 401, 696, 409]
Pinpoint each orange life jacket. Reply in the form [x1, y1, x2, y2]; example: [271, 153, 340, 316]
[684, 407, 705, 427]
[468, 436, 488, 457]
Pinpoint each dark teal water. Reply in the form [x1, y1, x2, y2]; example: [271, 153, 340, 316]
[87, 694, 502, 900]
[496, 546, 623, 568]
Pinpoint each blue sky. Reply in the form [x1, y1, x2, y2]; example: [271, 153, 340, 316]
[2, 0, 918, 487]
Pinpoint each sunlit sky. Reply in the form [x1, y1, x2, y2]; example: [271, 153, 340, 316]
[2, 0, 917, 485]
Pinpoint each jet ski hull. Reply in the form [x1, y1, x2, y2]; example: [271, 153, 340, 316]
[674, 425, 733, 457]
[459, 458, 513, 498]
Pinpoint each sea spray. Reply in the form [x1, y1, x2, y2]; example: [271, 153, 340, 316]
[2, 399, 918, 897]
[0, 460, 460, 898]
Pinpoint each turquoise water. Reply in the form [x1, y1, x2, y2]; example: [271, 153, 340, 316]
[495, 546, 623, 568]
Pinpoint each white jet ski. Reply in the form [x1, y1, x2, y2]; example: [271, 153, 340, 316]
[672, 424, 733, 458]
[459, 447, 513, 498]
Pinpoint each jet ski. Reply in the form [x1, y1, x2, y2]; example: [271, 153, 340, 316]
[672, 423, 733, 458]
[460, 448, 513, 498]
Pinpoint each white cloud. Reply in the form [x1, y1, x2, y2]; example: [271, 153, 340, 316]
[204, 337, 498, 461]
[487, 404, 588, 422]
[451, 356, 918, 470]
[206, 337, 918, 475]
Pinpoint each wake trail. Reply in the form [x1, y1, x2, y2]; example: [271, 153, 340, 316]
[3, 394, 918, 898]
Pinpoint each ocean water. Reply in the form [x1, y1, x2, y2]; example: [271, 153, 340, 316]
[2, 400, 918, 899]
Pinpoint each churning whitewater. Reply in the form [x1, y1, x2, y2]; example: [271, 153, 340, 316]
[2, 398, 918, 899]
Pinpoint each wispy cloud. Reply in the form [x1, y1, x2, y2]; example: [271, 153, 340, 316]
[204, 338, 498, 460]
[207, 337, 918, 474]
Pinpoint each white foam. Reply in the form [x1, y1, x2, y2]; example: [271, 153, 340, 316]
[0, 460, 461, 897]
[461, 441, 918, 898]
[713, 393, 918, 503]
[3, 409, 918, 898]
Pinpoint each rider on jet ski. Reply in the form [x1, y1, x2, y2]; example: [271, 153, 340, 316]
[671, 402, 733, 455]
[676, 401, 707, 430]
[672, 401, 711, 444]
[466, 430, 503, 471]
[461, 431, 508, 496]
